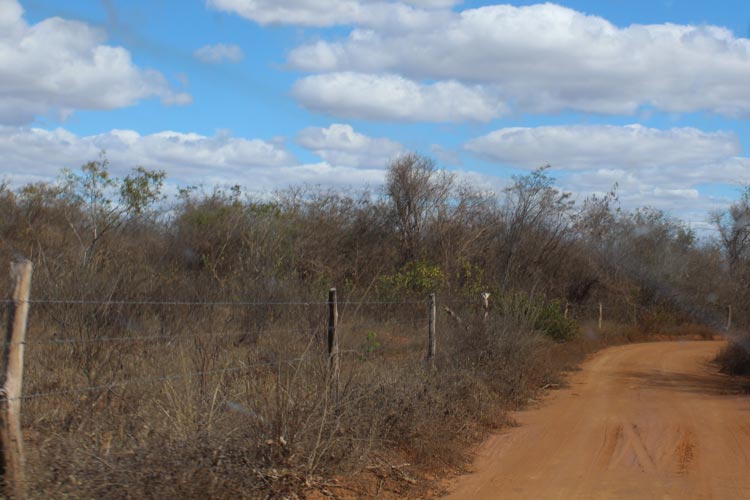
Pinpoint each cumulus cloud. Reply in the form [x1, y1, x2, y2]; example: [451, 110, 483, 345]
[207, 0, 459, 27]
[0, 126, 390, 192]
[287, 3, 750, 118]
[2, 122, 745, 217]
[464, 123, 750, 217]
[402, 0, 458, 7]
[465, 125, 740, 170]
[560, 168, 732, 220]
[0, 126, 295, 185]
[194, 43, 244, 63]
[0, 0, 191, 125]
[293, 72, 506, 122]
[296, 123, 404, 168]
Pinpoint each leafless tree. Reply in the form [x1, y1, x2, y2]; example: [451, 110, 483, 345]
[711, 186, 750, 279]
[386, 153, 454, 263]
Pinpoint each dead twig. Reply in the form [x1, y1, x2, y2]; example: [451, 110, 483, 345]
[443, 307, 470, 332]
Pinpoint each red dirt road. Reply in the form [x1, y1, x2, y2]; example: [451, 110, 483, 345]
[443, 341, 750, 500]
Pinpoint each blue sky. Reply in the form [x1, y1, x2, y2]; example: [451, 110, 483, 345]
[3, 0, 750, 228]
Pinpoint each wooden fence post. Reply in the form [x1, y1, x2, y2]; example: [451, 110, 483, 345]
[598, 302, 603, 330]
[427, 293, 436, 367]
[327, 288, 339, 395]
[726, 305, 732, 331]
[564, 302, 569, 319]
[481, 292, 490, 322]
[2, 259, 32, 499]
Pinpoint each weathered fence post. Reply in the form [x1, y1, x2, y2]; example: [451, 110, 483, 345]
[564, 302, 569, 319]
[598, 302, 603, 330]
[327, 288, 339, 395]
[427, 293, 436, 367]
[481, 292, 491, 322]
[2, 259, 32, 499]
[726, 304, 732, 331]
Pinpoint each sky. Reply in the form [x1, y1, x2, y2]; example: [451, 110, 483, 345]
[2, 0, 750, 230]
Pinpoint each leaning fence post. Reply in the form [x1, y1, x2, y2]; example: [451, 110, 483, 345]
[427, 293, 436, 367]
[327, 288, 339, 394]
[726, 304, 732, 331]
[598, 302, 603, 330]
[2, 259, 32, 499]
[481, 292, 490, 322]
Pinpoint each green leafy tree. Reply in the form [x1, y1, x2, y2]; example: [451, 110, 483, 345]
[61, 152, 165, 267]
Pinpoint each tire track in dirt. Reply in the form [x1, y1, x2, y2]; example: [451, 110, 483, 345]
[675, 428, 696, 475]
[442, 341, 750, 500]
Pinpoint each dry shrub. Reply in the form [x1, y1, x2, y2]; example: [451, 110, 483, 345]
[0, 157, 734, 498]
[14, 302, 591, 499]
[716, 336, 750, 375]
[662, 323, 721, 340]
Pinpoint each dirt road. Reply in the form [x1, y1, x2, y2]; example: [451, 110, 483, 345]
[444, 340, 750, 500]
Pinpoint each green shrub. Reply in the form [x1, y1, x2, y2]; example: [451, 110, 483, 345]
[378, 260, 445, 297]
[493, 293, 578, 342]
[535, 300, 579, 342]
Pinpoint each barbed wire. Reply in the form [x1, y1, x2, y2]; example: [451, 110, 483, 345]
[12, 356, 312, 402]
[14, 345, 420, 402]
[23, 299, 433, 306]
[13, 320, 427, 347]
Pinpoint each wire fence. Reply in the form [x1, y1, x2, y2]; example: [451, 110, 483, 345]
[9, 358, 306, 402]
[8, 292, 453, 405]
[1, 284, 734, 406]
[0, 261, 737, 497]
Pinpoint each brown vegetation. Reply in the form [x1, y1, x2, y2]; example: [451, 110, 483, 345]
[0, 153, 738, 498]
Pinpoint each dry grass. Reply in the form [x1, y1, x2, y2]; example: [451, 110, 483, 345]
[0, 160, 729, 498]
[7, 300, 599, 499]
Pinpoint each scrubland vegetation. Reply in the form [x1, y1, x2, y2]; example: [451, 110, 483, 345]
[0, 152, 745, 498]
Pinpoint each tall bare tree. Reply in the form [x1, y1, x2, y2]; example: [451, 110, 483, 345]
[386, 153, 454, 263]
[711, 186, 750, 279]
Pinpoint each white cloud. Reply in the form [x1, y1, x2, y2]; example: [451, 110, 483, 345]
[287, 3, 750, 118]
[560, 168, 730, 219]
[293, 72, 506, 122]
[273, 163, 387, 189]
[194, 43, 244, 63]
[207, 0, 459, 27]
[1, 123, 746, 218]
[0, 0, 191, 125]
[0, 126, 388, 192]
[0, 126, 295, 185]
[0, 124, 511, 197]
[465, 125, 740, 170]
[296, 123, 404, 168]
[464, 123, 750, 217]
[402, 0, 458, 7]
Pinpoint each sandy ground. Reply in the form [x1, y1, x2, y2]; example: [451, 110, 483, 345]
[443, 340, 750, 500]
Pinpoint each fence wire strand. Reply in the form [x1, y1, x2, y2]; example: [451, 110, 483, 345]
[14, 356, 311, 402]
[14, 319, 426, 347]
[26, 299, 436, 306]
[16, 343, 425, 402]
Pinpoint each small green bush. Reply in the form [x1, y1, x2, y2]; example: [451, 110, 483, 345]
[378, 260, 445, 297]
[535, 300, 579, 342]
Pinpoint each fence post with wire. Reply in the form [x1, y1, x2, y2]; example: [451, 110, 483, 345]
[2, 259, 32, 499]
[6, 259, 709, 497]
[327, 287, 340, 399]
[427, 293, 436, 368]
